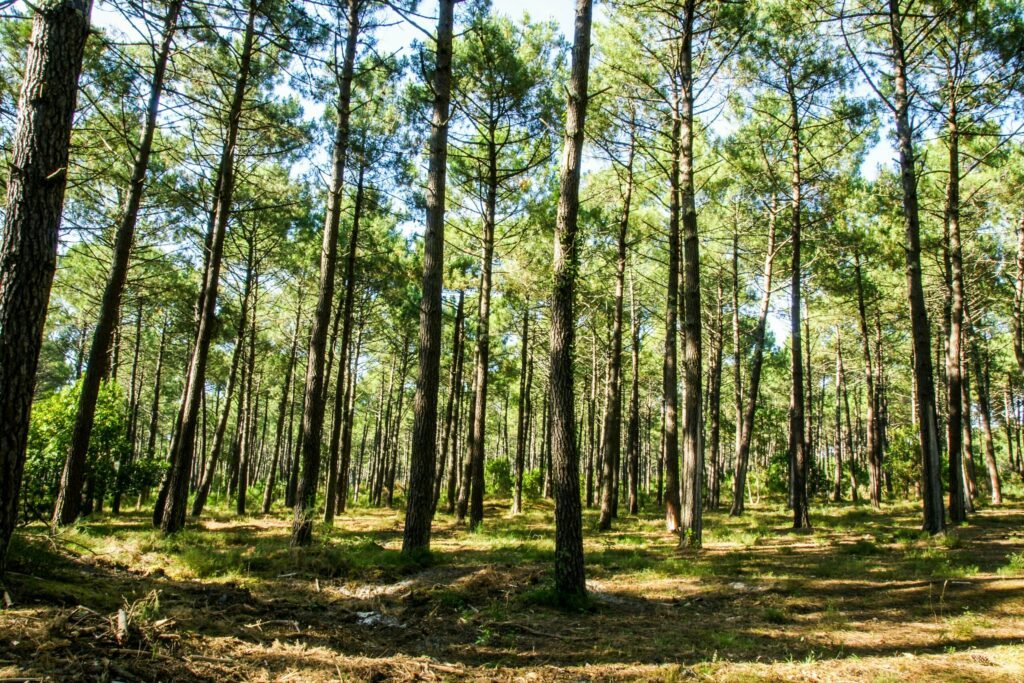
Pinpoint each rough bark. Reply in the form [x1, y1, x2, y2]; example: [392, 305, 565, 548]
[401, 0, 454, 544]
[0, 0, 93, 573]
[678, 2, 703, 546]
[663, 106, 683, 533]
[888, 0, 945, 533]
[549, 0, 592, 600]
[787, 79, 809, 530]
[292, 0, 360, 545]
[944, 111, 967, 523]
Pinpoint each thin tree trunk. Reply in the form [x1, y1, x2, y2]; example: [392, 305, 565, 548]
[598, 124, 634, 531]
[627, 268, 642, 515]
[158, 0, 258, 534]
[325, 164, 365, 523]
[513, 305, 529, 514]
[263, 299, 302, 514]
[730, 200, 778, 516]
[854, 252, 882, 507]
[707, 278, 724, 511]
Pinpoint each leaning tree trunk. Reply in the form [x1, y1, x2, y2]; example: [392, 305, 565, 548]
[191, 242, 255, 517]
[53, 0, 181, 528]
[0, 0, 92, 574]
[292, 0, 360, 546]
[549, 0, 592, 600]
[730, 200, 778, 516]
[158, 0, 258, 534]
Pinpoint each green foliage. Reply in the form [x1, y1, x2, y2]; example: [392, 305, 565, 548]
[521, 469, 544, 499]
[485, 458, 513, 497]
[23, 380, 130, 521]
[886, 425, 923, 497]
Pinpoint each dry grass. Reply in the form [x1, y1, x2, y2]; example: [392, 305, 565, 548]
[2, 496, 1023, 681]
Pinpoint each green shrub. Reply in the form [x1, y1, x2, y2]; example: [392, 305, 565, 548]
[485, 458, 513, 497]
[522, 468, 543, 499]
[23, 379, 130, 520]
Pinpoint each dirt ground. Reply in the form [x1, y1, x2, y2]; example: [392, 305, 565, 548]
[1, 498, 1023, 682]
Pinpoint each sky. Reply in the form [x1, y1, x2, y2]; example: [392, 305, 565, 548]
[79, 0, 899, 346]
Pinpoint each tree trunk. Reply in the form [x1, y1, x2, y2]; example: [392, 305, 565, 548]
[730, 199, 778, 516]
[237, 282, 259, 515]
[965, 306, 1002, 504]
[53, 0, 180, 527]
[191, 244, 255, 517]
[944, 110, 967, 523]
[549, 0, 592, 600]
[627, 268, 642, 515]
[678, 3, 704, 546]
[435, 290, 465, 513]
[663, 103, 683, 533]
[292, 0, 360, 545]
[325, 164, 366, 523]
[786, 78, 809, 530]
[263, 299, 302, 513]
[707, 278, 724, 511]
[854, 252, 882, 508]
[468, 155, 497, 530]
[0, 0, 92, 573]
[158, 0, 258, 534]
[598, 125, 634, 531]
[513, 305, 529, 514]
[888, 0, 945, 534]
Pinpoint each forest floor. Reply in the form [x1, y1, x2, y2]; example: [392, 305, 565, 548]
[2, 496, 1023, 682]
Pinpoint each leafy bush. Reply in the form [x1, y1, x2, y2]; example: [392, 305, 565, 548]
[485, 458, 513, 497]
[522, 468, 543, 499]
[886, 425, 922, 497]
[23, 380, 130, 520]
